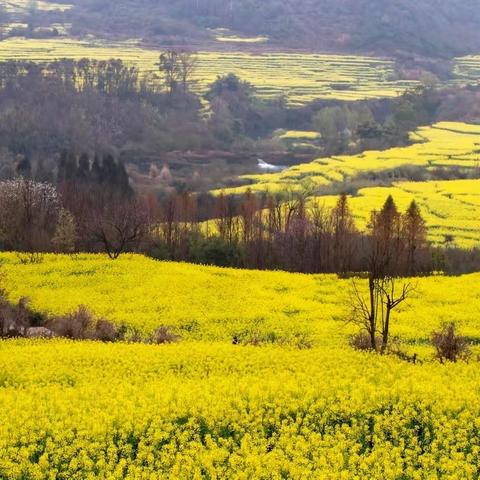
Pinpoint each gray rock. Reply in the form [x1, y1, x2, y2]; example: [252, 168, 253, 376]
[25, 327, 56, 339]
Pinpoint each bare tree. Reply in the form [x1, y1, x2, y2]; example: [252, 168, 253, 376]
[88, 194, 150, 260]
[349, 276, 414, 353]
[159, 50, 197, 95]
[377, 277, 415, 353]
[177, 50, 197, 94]
[0, 178, 61, 261]
[348, 196, 417, 352]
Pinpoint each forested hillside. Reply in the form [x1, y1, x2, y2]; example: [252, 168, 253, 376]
[60, 0, 480, 57]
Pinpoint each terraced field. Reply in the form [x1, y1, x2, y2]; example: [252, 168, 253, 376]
[454, 55, 480, 86]
[0, 37, 419, 104]
[0, 32, 478, 105]
[223, 122, 480, 194]
[1, 0, 72, 13]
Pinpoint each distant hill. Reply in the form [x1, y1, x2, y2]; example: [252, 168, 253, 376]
[53, 0, 480, 58]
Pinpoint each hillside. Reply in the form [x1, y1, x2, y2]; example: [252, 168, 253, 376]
[0, 1, 480, 478]
[8, 0, 480, 58]
[2, 253, 480, 342]
[1, 0, 480, 58]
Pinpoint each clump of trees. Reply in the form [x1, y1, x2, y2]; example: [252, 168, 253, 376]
[158, 49, 197, 95]
[0, 178, 61, 262]
[1, 172, 477, 276]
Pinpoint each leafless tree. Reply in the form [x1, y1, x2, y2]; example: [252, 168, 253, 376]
[88, 194, 150, 259]
[0, 178, 61, 261]
[177, 50, 197, 94]
[349, 276, 415, 353]
[159, 50, 197, 95]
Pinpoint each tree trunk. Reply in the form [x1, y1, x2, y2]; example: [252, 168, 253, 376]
[368, 276, 377, 350]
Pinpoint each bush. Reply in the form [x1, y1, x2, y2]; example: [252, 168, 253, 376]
[190, 236, 243, 268]
[149, 326, 181, 344]
[95, 319, 118, 342]
[48, 306, 92, 339]
[350, 331, 378, 351]
[431, 323, 471, 363]
[0, 295, 39, 337]
[48, 305, 118, 341]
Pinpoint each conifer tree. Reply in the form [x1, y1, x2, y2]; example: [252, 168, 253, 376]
[331, 193, 357, 273]
[52, 208, 77, 254]
[76, 153, 90, 183]
[402, 200, 427, 274]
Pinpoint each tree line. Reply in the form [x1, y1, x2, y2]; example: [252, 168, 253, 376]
[0, 175, 477, 275]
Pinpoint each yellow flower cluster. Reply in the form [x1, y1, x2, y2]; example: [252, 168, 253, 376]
[1, 340, 480, 479]
[2, 254, 480, 477]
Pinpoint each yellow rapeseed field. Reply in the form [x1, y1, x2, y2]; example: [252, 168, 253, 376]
[453, 55, 480, 87]
[220, 122, 480, 248]
[1, 254, 480, 478]
[0, 37, 419, 104]
[1, 253, 480, 343]
[2, 339, 480, 479]
[315, 179, 480, 248]
[223, 122, 480, 194]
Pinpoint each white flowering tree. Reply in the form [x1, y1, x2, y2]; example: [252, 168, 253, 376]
[0, 178, 61, 260]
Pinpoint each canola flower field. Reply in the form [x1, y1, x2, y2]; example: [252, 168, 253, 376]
[0, 37, 477, 105]
[0, 37, 420, 104]
[225, 122, 480, 194]
[221, 122, 480, 248]
[2, 253, 480, 342]
[453, 55, 480, 86]
[315, 179, 480, 248]
[2, 340, 480, 479]
[1, 254, 480, 478]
